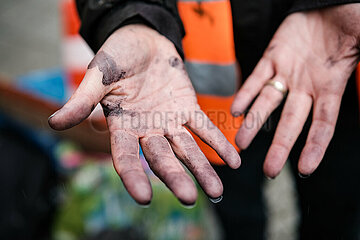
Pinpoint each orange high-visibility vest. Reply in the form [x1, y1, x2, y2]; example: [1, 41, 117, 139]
[178, 0, 241, 165]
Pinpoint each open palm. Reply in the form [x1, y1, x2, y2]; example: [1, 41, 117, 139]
[232, 5, 360, 178]
[49, 24, 241, 205]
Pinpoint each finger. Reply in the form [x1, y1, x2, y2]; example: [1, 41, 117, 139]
[263, 91, 312, 178]
[48, 67, 105, 130]
[298, 94, 341, 175]
[235, 75, 286, 149]
[111, 130, 152, 205]
[167, 129, 223, 199]
[140, 135, 197, 206]
[231, 58, 274, 115]
[186, 110, 241, 169]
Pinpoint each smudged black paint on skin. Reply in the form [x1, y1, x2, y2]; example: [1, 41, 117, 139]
[169, 56, 186, 72]
[88, 51, 127, 86]
[169, 56, 180, 67]
[267, 44, 276, 52]
[325, 34, 353, 68]
[169, 132, 223, 197]
[102, 103, 123, 117]
[325, 55, 339, 68]
[102, 102, 137, 118]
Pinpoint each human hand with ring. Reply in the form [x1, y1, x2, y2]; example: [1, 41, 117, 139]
[231, 4, 360, 178]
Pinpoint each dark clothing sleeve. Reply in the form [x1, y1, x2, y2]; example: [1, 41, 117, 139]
[290, 0, 360, 13]
[75, 0, 185, 58]
[75, 0, 360, 60]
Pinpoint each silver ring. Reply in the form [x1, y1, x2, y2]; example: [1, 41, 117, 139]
[265, 80, 288, 96]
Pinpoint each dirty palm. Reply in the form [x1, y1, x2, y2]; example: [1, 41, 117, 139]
[48, 25, 241, 206]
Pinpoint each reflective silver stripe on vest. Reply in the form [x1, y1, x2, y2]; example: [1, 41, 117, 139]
[185, 61, 237, 96]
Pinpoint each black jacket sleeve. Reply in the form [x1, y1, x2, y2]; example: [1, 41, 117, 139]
[290, 0, 360, 14]
[75, 0, 185, 58]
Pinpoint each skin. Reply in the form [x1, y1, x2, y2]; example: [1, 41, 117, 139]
[231, 4, 360, 178]
[48, 24, 241, 206]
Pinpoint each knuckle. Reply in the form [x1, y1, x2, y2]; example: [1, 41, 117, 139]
[282, 110, 301, 124]
[272, 140, 291, 152]
[309, 123, 334, 146]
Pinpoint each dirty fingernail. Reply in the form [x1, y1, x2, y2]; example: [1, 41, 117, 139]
[48, 110, 59, 120]
[298, 172, 311, 179]
[209, 195, 223, 204]
[183, 202, 197, 209]
[232, 111, 243, 117]
[265, 175, 275, 180]
[138, 202, 151, 208]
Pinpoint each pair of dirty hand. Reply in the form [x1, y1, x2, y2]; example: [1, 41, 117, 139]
[49, 5, 360, 206]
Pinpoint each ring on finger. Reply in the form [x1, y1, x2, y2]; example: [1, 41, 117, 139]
[265, 79, 288, 96]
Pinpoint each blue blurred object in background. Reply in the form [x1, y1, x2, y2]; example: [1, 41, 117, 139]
[16, 68, 68, 105]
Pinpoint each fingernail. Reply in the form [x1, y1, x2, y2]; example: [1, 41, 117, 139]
[265, 175, 275, 180]
[209, 195, 223, 204]
[183, 202, 197, 209]
[48, 110, 59, 121]
[298, 172, 311, 179]
[232, 111, 243, 117]
[138, 202, 151, 208]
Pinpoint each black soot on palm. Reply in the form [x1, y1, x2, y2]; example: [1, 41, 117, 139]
[102, 102, 138, 118]
[168, 56, 186, 71]
[88, 51, 127, 86]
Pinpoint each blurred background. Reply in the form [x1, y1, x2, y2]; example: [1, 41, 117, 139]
[0, 0, 299, 239]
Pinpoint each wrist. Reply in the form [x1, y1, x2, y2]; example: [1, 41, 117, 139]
[321, 4, 360, 46]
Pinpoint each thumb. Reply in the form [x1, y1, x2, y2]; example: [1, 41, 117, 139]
[48, 67, 105, 130]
